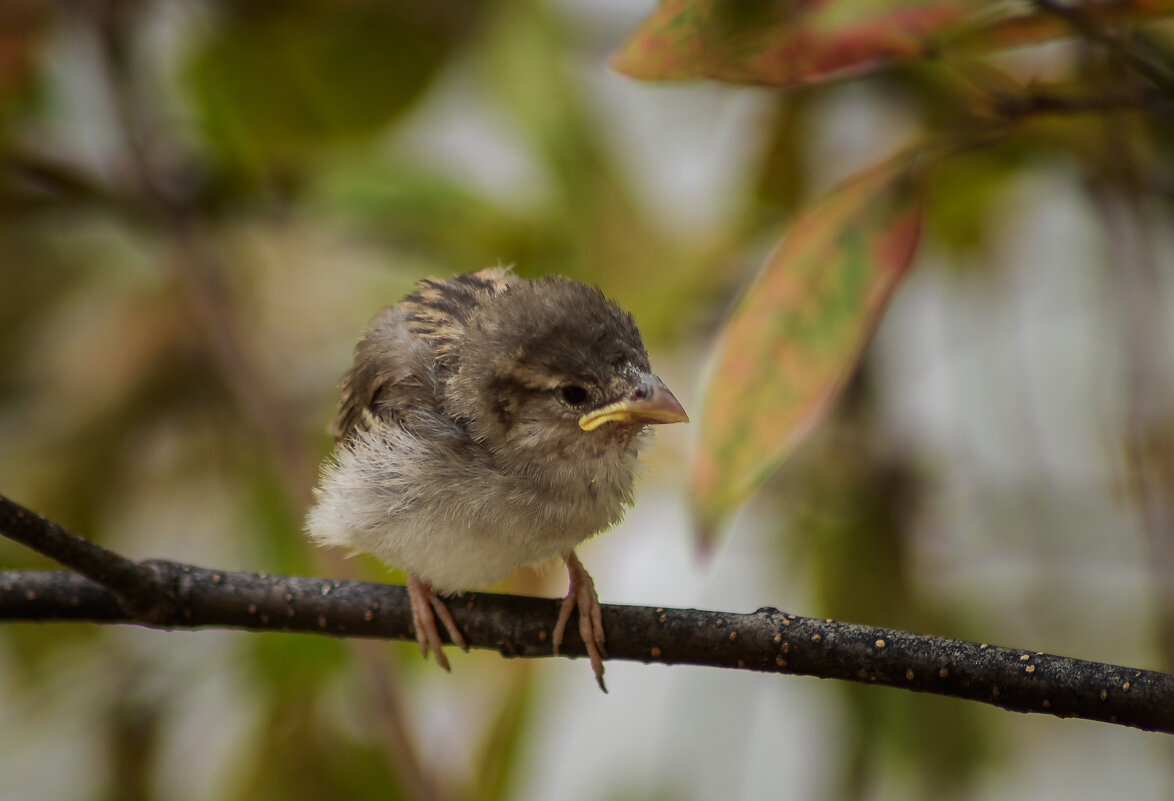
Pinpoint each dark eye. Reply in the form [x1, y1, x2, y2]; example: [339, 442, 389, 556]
[559, 385, 589, 405]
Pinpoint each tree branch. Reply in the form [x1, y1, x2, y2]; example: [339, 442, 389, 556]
[2, 566, 1172, 731]
[3, 493, 1172, 733]
[986, 88, 1168, 120]
[1031, 0, 1174, 95]
[0, 495, 173, 622]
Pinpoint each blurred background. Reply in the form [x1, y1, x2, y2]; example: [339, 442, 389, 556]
[1, 0, 1173, 799]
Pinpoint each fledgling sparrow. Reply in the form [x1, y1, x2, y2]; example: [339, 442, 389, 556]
[306, 267, 688, 690]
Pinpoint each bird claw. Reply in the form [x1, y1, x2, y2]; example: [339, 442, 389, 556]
[406, 574, 468, 671]
[552, 552, 608, 692]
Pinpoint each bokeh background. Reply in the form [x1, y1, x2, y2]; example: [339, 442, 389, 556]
[2, 1, 1173, 799]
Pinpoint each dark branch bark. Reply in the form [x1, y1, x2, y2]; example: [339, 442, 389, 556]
[1, 565, 1172, 734]
[986, 88, 1168, 120]
[3, 493, 1173, 734]
[0, 495, 173, 622]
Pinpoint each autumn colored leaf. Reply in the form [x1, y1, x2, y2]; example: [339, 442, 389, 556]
[691, 156, 928, 540]
[614, 0, 1174, 88]
[0, 0, 49, 106]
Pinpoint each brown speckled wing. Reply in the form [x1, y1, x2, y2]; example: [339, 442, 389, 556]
[399, 267, 516, 374]
[331, 267, 517, 442]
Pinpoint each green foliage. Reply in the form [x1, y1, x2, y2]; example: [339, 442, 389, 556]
[187, 1, 481, 175]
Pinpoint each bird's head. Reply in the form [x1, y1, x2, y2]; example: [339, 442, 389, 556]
[443, 277, 688, 470]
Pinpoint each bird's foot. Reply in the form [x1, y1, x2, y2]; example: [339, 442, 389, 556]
[552, 551, 608, 692]
[406, 574, 468, 671]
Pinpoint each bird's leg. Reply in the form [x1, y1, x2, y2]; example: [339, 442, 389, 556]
[405, 573, 468, 671]
[552, 551, 608, 692]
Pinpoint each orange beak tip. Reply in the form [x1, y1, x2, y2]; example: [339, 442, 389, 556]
[578, 376, 689, 431]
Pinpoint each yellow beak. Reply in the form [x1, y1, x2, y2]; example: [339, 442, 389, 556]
[578, 374, 689, 432]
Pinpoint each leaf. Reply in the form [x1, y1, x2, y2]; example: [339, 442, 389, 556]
[0, 0, 49, 111]
[186, 1, 480, 173]
[613, 0, 1174, 88]
[691, 155, 929, 539]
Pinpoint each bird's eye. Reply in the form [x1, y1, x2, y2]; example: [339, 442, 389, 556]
[559, 385, 589, 405]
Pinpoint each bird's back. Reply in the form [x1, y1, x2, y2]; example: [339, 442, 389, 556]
[331, 267, 515, 442]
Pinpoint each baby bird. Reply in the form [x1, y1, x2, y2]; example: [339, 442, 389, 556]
[307, 267, 688, 689]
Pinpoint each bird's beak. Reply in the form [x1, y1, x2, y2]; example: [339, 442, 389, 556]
[579, 374, 689, 431]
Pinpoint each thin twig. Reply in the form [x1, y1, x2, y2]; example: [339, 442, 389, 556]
[0, 497, 170, 621]
[987, 88, 1163, 119]
[1031, 0, 1174, 94]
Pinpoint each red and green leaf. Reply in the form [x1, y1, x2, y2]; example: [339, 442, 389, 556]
[614, 0, 1174, 88]
[692, 155, 929, 540]
[0, 0, 50, 108]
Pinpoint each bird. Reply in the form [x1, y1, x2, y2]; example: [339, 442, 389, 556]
[306, 266, 688, 690]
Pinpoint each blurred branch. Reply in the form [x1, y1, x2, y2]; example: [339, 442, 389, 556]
[87, 2, 316, 509]
[1089, 99, 1174, 666]
[1032, 0, 1174, 94]
[0, 150, 112, 208]
[3, 494, 1173, 734]
[986, 87, 1167, 119]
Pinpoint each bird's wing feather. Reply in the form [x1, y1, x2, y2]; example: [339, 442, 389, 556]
[399, 266, 516, 371]
[331, 306, 434, 440]
[331, 267, 517, 442]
